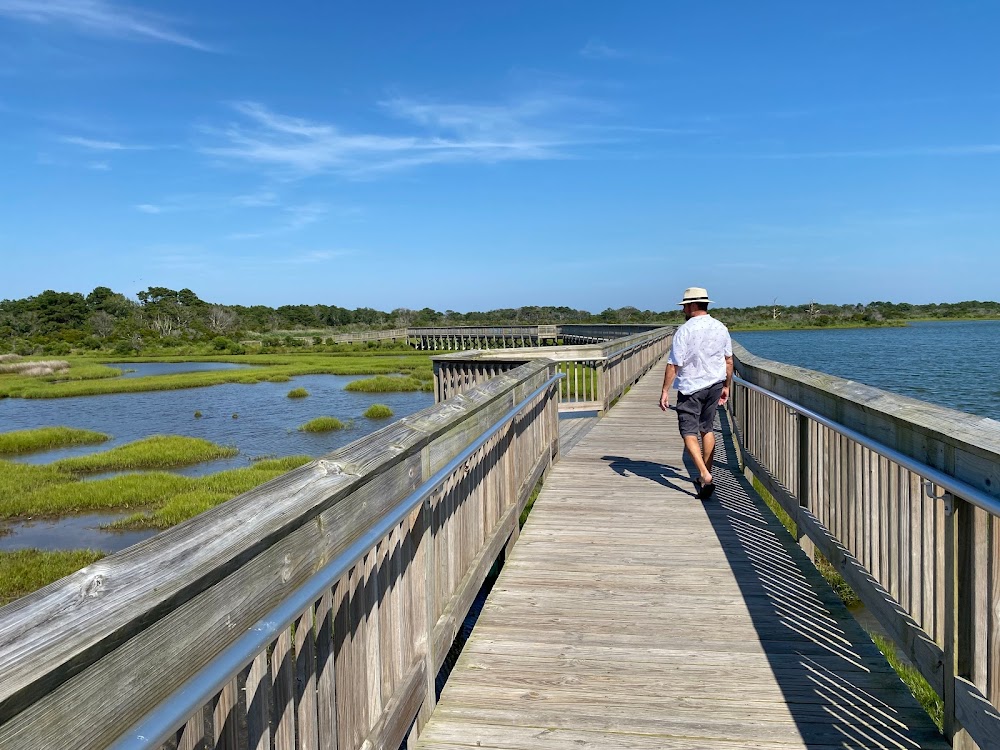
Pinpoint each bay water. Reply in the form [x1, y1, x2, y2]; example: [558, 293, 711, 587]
[734, 320, 1000, 421]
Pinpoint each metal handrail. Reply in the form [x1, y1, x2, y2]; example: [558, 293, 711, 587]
[734, 375, 1000, 517]
[108, 372, 564, 749]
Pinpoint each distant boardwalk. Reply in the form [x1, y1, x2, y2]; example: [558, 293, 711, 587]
[417, 369, 947, 749]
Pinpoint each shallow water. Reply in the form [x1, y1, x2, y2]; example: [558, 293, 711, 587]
[1, 513, 153, 553]
[1, 373, 434, 475]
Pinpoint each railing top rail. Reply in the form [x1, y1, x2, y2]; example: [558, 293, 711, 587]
[431, 325, 675, 364]
[734, 375, 1000, 518]
[107, 371, 564, 750]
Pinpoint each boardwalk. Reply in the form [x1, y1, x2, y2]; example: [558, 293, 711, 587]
[417, 369, 948, 749]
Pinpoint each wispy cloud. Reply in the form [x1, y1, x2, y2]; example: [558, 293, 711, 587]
[60, 134, 151, 151]
[202, 96, 600, 177]
[578, 38, 667, 64]
[579, 38, 628, 60]
[228, 203, 328, 240]
[231, 190, 280, 207]
[134, 203, 162, 213]
[0, 0, 212, 51]
[87, 160, 110, 171]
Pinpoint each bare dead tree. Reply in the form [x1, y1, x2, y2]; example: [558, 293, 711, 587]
[90, 311, 117, 338]
[207, 306, 238, 333]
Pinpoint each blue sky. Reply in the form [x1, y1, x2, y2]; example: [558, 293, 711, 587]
[1, 1, 998, 311]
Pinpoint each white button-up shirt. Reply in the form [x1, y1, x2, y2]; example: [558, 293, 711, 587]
[667, 314, 732, 395]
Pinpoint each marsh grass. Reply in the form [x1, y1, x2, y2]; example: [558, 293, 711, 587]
[0, 460, 75, 500]
[1, 353, 432, 399]
[1, 472, 194, 518]
[871, 633, 943, 730]
[287, 387, 309, 398]
[0, 427, 110, 456]
[0, 549, 106, 606]
[363, 404, 394, 419]
[108, 455, 312, 529]
[52, 436, 238, 475]
[299, 417, 345, 432]
[346, 375, 423, 393]
[267, 374, 291, 382]
[0, 453, 312, 523]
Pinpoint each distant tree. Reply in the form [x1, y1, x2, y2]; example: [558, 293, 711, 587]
[89, 311, 117, 338]
[207, 306, 239, 333]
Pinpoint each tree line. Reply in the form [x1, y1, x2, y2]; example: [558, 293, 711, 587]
[2, 286, 999, 356]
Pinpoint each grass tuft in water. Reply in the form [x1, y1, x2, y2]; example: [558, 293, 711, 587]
[266, 374, 291, 383]
[0, 549, 106, 606]
[363, 404, 394, 419]
[51, 436, 238, 475]
[346, 375, 422, 393]
[299, 417, 345, 432]
[287, 387, 309, 398]
[0, 427, 111, 456]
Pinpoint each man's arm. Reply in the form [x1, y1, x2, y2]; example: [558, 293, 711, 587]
[719, 355, 734, 405]
[660, 362, 678, 411]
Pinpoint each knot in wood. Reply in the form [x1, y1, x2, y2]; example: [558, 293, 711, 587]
[82, 574, 105, 599]
[316, 460, 352, 477]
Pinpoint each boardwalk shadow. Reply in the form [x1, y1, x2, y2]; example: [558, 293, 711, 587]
[601, 455, 695, 496]
[697, 410, 947, 748]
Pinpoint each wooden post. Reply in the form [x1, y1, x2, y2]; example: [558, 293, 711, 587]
[797, 413, 815, 561]
[941, 493, 962, 746]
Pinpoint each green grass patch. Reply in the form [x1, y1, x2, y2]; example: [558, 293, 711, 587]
[0, 549, 106, 606]
[287, 387, 309, 398]
[363, 404, 394, 419]
[266, 374, 291, 382]
[0, 427, 111, 456]
[109, 489, 232, 530]
[346, 375, 423, 393]
[519, 480, 544, 528]
[0, 454, 313, 523]
[2, 472, 194, 518]
[52, 436, 238, 475]
[814, 553, 860, 607]
[108, 455, 312, 530]
[871, 632, 943, 730]
[751, 476, 797, 537]
[299, 417, 345, 432]
[0, 460, 75, 500]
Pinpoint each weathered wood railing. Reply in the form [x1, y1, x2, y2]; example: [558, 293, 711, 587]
[432, 325, 674, 413]
[730, 343, 1000, 750]
[0, 361, 561, 750]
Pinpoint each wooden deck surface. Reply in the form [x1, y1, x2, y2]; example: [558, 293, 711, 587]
[417, 369, 949, 749]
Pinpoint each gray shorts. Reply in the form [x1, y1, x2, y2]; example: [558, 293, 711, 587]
[676, 381, 725, 437]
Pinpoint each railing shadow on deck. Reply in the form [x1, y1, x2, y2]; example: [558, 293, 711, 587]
[704, 411, 947, 748]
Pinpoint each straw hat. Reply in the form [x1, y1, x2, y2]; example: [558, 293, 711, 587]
[678, 287, 712, 305]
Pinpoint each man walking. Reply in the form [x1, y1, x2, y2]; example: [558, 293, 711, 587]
[658, 287, 733, 499]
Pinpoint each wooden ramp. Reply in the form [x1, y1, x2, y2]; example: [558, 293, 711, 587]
[417, 369, 948, 749]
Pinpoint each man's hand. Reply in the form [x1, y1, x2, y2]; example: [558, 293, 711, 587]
[718, 385, 730, 406]
[659, 390, 670, 411]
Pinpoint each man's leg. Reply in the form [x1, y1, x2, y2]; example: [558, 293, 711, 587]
[701, 430, 716, 474]
[683, 434, 712, 486]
